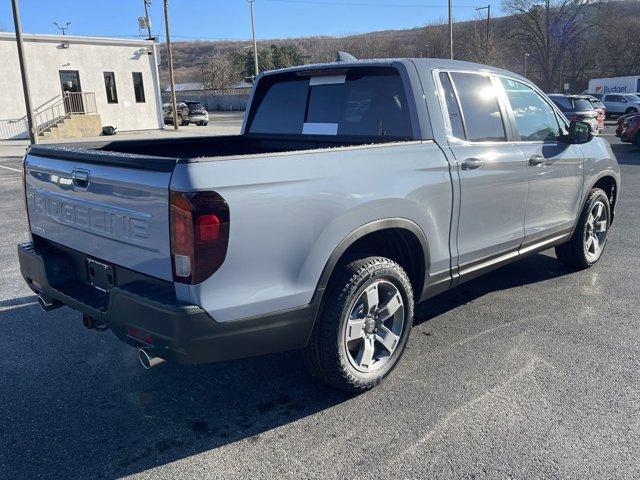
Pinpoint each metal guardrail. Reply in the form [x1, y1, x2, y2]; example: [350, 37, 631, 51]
[34, 92, 97, 135]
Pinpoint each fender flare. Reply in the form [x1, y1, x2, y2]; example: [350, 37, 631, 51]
[572, 170, 620, 235]
[307, 218, 430, 320]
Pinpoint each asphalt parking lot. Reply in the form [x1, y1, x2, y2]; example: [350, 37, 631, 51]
[0, 124, 638, 479]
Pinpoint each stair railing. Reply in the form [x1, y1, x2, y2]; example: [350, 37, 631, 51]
[35, 92, 97, 135]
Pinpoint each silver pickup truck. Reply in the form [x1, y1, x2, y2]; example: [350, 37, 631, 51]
[18, 59, 620, 392]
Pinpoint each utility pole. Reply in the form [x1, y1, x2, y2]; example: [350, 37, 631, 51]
[143, 0, 153, 40]
[163, 0, 179, 129]
[448, 0, 453, 59]
[11, 0, 37, 144]
[475, 4, 490, 59]
[524, 52, 530, 77]
[248, 0, 259, 77]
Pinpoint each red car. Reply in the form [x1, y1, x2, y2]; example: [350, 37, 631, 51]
[620, 113, 640, 146]
[615, 112, 639, 136]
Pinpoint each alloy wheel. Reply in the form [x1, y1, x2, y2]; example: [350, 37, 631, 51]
[344, 280, 405, 373]
[584, 200, 608, 261]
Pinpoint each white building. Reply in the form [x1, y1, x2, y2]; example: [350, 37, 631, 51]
[0, 33, 163, 140]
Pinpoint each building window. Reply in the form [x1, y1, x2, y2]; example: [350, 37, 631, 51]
[103, 72, 118, 104]
[132, 72, 145, 103]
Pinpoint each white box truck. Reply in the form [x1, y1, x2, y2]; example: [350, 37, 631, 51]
[588, 75, 640, 95]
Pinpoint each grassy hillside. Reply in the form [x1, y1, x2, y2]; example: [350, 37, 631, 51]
[160, 0, 640, 93]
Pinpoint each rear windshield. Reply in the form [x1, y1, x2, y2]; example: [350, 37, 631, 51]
[247, 67, 412, 139]
[571, 98, 594, 111]
[550, 96, 593, 112]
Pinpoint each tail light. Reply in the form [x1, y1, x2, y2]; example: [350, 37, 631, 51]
[169, 191, 230, 284]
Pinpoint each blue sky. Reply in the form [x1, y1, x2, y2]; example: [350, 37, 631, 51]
[0, 0, 503, 41]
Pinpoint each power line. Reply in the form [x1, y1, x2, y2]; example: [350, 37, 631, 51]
[264, 0, 482, 8]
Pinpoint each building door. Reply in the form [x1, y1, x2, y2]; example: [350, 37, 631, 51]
[59, 70, 83, 114]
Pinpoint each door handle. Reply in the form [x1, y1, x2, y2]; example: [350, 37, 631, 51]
[461, 158, 482, 170]
[528, 155, 544, 166]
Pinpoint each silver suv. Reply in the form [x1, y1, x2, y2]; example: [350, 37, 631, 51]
[601, 93, 640, 116]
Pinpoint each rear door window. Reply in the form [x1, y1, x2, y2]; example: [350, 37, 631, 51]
[572, 98, 594, 111]
[449, 72, 506, 142]
[438, 72, 465, 139]
[249, 68, 412, 139]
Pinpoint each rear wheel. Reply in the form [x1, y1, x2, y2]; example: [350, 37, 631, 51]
[626, 107, 638, 115]
[555, 188, 611, 269]
[304, 257, 414, 393]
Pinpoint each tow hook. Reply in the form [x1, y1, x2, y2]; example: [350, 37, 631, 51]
[82, 314, 108, 331]
[138, 349, 165, 369]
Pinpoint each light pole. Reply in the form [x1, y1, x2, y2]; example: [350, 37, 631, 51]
[248, 0, 259, 78]
[524, 52, 530, 77]
[475, 4, 490, 59]
[163, 0, 179, 129]
[448, 0, 453, 59]
[11, 0, 37, 144]
[143, 0, 153, 40]
[53, 21, 70, 36]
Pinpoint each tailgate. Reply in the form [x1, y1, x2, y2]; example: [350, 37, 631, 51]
[24, 149, 175, 281]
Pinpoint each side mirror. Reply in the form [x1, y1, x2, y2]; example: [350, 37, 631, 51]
[563, 120, 592, 144]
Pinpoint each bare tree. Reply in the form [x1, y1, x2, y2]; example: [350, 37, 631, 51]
[593, 2, 640, 77]
[203, 53, 234, 90]
[503, 0, 597, 91]
[423, 21, 450, 58]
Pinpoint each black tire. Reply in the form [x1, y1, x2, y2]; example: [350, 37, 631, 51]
[625, 107, 638, 115]
[303, 257, 414, 393]
[555, 188, 611, 269]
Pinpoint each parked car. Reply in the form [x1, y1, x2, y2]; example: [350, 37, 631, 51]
[18, 59, 620, 392]
[548, 94, 600, 133]
[600, 93, 640, 117]
[586, 98, 606, 132]
[619, 113, 640, 145]
[182, 101, 209, 126]
[615, 112, 640, 137]
[162, 102, 190, 126]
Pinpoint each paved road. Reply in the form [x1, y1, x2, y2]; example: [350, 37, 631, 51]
[0, 128, 638, 480]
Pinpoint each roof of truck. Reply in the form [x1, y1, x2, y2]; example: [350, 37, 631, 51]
[259, 58, 528, 83]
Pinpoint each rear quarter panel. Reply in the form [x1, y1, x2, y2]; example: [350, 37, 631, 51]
[171, 141, 452, 322]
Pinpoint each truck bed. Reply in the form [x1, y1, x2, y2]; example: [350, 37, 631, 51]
[29, 134, 403, 168]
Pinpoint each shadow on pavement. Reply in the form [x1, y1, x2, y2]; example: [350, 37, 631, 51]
[0, 253, 572, 479]
[415, 252, 572, 325]
[610, 142, 639, 166]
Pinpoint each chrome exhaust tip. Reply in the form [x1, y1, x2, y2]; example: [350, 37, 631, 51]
[138, 349, 165, 369]
[38, 296, 61, 312]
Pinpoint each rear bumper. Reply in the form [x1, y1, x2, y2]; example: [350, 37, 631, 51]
[189, 114, 209, 122]
[18, 241, 315, 365]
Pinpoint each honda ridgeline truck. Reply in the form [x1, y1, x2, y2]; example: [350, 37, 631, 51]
[18, 59, 620, 392]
